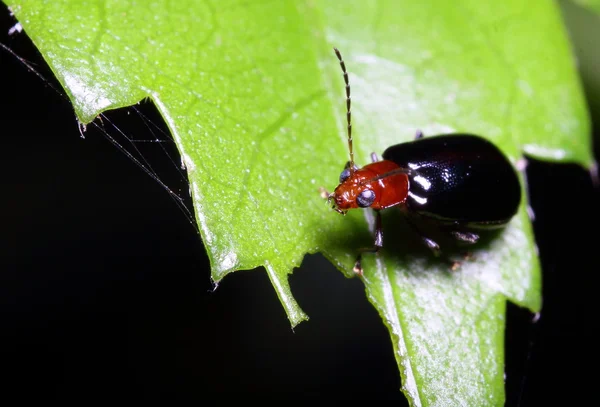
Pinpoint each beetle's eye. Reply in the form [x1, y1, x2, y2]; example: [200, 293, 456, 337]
[339, 168, 351, 183]
[357, 189, 375, 208]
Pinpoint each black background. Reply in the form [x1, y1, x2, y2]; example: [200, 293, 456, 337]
[1, 5, 596, 404]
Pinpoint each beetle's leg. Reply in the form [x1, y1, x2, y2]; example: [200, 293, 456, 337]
[418, 236, 441, 256]
[415, 129, 424, 139]
[450, 251, 476, 271]
[354, 210, 383, 275]
[450, 230, 479, 244]
[406, 217, 441, 256]
[447, 229, 478, 270]
[370, 152, 379, 162]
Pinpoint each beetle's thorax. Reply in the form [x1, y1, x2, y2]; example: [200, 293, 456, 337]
[332, 160, 410, 211]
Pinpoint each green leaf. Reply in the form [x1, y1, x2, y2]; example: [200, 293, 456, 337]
[7, 0, 592, 405]
[560, 0, 600, 119]
[569, 0, 600, 15]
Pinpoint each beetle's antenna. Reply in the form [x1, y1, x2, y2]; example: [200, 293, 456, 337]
[334, 48, 354, 170]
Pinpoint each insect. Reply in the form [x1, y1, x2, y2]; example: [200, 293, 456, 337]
[322, 48, 522, 275]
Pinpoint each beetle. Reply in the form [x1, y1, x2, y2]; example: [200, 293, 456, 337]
[323, 48, 522, 275]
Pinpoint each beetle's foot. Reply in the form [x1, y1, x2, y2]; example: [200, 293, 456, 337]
[353, 258, 364, 276]
[450, 252, 474, 271]
[415, 129, 424, 139]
